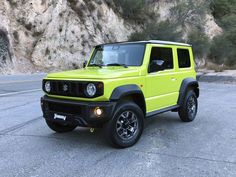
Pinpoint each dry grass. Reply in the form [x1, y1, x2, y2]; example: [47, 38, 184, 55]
[206, 62, 227, 72]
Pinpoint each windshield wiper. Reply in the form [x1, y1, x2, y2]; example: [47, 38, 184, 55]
[106, 63, 128, 68]
[88, 63, 103, 68]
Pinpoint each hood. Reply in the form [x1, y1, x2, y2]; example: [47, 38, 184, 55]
[46, 67, 141, 80]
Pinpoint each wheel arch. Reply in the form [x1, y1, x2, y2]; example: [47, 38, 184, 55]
[110, 85, 146, 115]
[178, 78, 199, 106]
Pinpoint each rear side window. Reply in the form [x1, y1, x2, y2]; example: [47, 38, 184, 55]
[177, 49, 191, 68]
[150, 47, 173, 70]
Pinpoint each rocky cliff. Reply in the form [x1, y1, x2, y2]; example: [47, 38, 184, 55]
[0, 0, 222, 74]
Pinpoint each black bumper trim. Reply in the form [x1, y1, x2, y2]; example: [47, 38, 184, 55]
[41, 95, 116, 127]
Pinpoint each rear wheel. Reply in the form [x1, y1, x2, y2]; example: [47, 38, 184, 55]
[105, 101, 144, 148]
[46, 120, 77, 133]
[178, 90, 198, 122]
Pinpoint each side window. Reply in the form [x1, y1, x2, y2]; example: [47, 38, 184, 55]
[177, 49, 191, 68]
[149, 47, 173, 73]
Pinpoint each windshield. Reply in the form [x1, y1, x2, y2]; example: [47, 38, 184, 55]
[88, 44, 145, 67]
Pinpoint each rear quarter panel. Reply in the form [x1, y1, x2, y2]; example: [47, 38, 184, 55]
[174, 46, 197, 90]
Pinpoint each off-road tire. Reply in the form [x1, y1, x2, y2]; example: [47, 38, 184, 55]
[105, 101, 144, 148]
[178, 90, 198, 122]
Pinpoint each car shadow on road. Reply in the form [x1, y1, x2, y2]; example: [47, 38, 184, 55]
[47, 112, 184, 148]
[144, 112, 182, 128]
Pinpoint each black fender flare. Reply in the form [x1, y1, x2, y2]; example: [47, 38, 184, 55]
[110, 84, 144, 101]
[109, 84, 146, 113]
[178, 78, 199, 106]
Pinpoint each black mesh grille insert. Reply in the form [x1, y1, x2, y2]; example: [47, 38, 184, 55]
[50, 81, 84, 97]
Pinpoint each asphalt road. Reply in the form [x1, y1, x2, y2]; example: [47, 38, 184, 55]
[0, 75, 235, 177]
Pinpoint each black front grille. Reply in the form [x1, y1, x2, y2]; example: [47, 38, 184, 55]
[48, 102, 82, 115]
[50, 81, 84, 97]
[43, 80, 103, 98]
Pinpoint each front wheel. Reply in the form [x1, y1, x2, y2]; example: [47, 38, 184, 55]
[105, 101, 144, 148]
[46, 120, 77, 133]
[178, 90, 198, 122]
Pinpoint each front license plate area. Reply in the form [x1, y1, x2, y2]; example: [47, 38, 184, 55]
[54, 113, 67, 121]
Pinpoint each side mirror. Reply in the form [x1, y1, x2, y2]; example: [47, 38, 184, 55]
[83, 61, 87, 68]
[149, 59, 165, 73]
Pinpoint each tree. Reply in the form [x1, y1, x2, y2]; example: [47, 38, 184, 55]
[105, 0, 147, 23]
[209, 0, 236, 66]
[129, 20, 182, 42]
[187, 28, 210, 59]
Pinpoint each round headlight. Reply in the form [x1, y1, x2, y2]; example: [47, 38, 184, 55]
[86, 83, 96, 97]
[45, 81, 51, 92]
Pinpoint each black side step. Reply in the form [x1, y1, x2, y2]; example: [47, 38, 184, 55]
[146, 105, 180, 118]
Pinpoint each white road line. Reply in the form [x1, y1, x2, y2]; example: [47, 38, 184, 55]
[0, 89, 41, 97]
[0, 80, 42, 84]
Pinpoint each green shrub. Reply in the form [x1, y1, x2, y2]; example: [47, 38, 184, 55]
[129, 32, 147, 41]
[170, 0, 210, 29]
[210, 0, 236, 66]
[211, 0, 236, 29]
[187, 28, 210, 59]
[86, 1, 96, 12]
[67, 0, 86, 20]
[105, 0, 147, 23]
[209, 33, 236, 66]
[6, 0, 17, 6]
[210, 0, 232, 20]
[129, 20, 182, 42]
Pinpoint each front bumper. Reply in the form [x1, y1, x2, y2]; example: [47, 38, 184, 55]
[41, 95, 116, 127]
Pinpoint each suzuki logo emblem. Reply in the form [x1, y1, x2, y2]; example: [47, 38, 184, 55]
[63, 84, 68, 92]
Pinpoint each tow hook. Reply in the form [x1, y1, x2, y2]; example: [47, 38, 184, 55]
[90, 128, 95, 133]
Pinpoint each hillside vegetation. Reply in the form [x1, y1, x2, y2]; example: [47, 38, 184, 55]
[210, 0, 236, 66]
[109, 0, 236, 68]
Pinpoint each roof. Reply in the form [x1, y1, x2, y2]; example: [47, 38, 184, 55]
[148, 40, 191, 46]
[97, 40, 191, 47]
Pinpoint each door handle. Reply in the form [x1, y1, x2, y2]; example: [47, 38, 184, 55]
[171, 77, 177, 81]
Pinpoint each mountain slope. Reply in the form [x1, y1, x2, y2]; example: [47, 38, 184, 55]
[0, 0, 222, 74]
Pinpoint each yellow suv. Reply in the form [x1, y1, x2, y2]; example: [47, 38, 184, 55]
[41, 40, 199, 148]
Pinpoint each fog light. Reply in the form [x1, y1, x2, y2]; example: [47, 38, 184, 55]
[94, 107, 103, 117]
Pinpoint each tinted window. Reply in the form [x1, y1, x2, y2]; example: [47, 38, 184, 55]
[88, 44, 145, 66]
[177, 49, 191, 68]
[149, 47, 173, 72]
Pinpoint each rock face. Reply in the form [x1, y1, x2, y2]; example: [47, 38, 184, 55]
[0, 0, 134, 74]
[0, 0, 222, 74]
[204, 14, 222, 39]
[0, 30, 11, 71]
